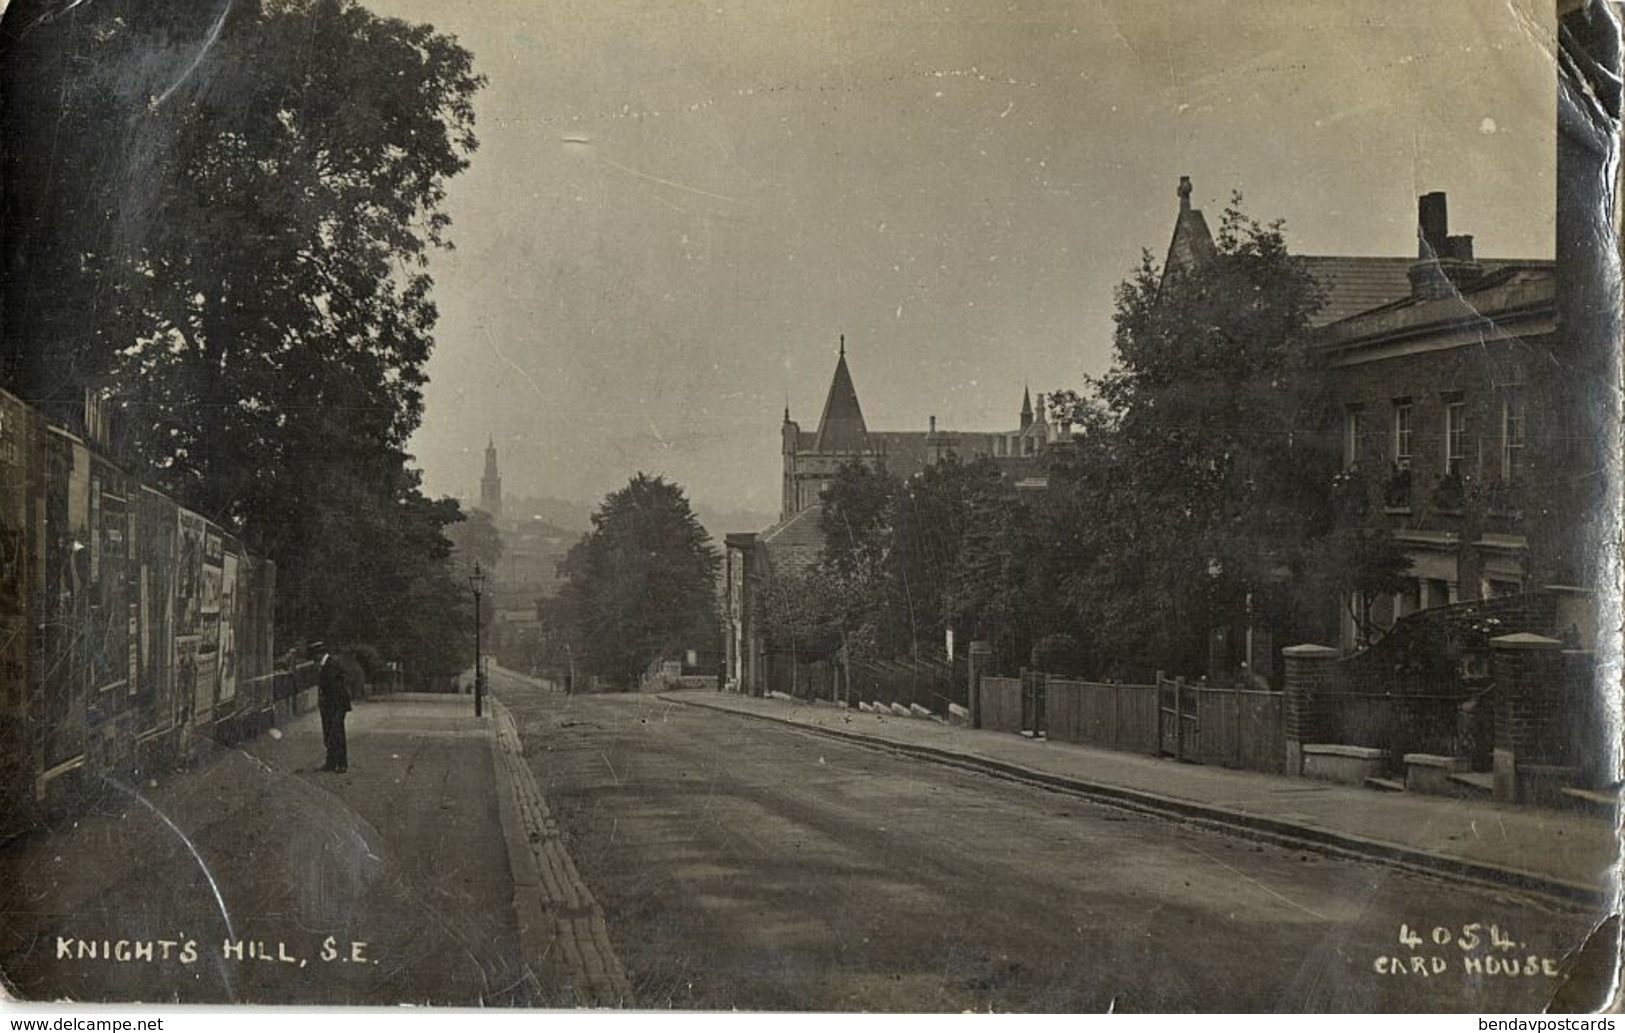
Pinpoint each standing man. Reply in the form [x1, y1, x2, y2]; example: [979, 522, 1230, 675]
[318, 652, 351, 773]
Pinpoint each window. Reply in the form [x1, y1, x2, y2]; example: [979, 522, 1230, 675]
[1445, 399, 1467, 476]
[1393, 402, 1413, 469]
[1343, 405, 1364, 470]
[1502, 386, 1525, 481]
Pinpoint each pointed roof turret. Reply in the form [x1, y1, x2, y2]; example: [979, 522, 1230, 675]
[814, 337, 869, 453]
[1163, 174, 1216, 287]
[1020, 385, 1033, 430]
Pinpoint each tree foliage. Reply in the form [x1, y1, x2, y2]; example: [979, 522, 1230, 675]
[558, 474, 720, 688]
[757, 564, 844, 661]
[0, 0, 485, 677]
[784, 199, 1412, 683]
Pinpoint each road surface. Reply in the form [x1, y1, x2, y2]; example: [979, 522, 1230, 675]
[493, 669, 1605, 1012]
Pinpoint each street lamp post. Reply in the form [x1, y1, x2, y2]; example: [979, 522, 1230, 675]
[470, 560, 487, 718]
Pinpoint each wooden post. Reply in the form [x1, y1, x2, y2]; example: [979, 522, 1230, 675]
[968, 641, 991, 729]
[1174, 676, 1186, 763]
[1018, 666, 1029, 733]
[1154, 670, 1166, 756]
[1233, 685, 1243, 770]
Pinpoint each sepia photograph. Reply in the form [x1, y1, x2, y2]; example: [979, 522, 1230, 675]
[0, 0, 1620, 1016]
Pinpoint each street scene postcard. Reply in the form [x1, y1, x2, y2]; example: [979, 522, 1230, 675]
[0, 0, 1621, 1016]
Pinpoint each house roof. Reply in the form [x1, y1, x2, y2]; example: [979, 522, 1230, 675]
[1298, 257, 1417, 326]
[1317, 264, 1557, 355]
[869, 431, 933, 478]
[759, 503, 826, 552]
[1301, 257, 1546, 327]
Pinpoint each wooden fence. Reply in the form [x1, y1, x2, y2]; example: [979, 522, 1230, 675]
[1045, 678, 1160, 756]
[1181, 682, 1285, 774]
[976, 671, 1285, 775]
[980, 676, 1024, 733]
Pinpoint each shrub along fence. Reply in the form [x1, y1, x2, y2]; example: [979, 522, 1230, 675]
[763, 653, 837, 702]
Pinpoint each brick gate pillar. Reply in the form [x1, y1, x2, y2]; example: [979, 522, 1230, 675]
[1282, 644, 1340, 777]
[1490, 633, 1563, 804]
[968, 641, 991, 730]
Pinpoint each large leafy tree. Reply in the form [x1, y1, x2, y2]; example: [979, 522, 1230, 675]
[1, 0, 484, 666]
[558, 474, 720, 688]
[1072, 196, 1402, 673]
[883, 454, 1006, 655]
[816, 454, 1014, 660]
[817, 460, 898, 578]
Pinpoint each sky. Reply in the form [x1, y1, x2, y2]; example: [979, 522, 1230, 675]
[362, 0, 1558, 520]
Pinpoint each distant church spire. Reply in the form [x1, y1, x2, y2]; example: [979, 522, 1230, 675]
[1020, 384, 1033, 430]
[480, 437, 503, 517]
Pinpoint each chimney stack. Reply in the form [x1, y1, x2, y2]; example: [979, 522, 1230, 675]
[1409, 191, 1483, 298]
[1418, 191, 1450, 259]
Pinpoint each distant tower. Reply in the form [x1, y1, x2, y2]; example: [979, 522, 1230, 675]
[480, 437, 503, 517]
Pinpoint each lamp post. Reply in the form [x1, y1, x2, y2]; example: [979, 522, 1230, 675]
[469, 560, 487, 717]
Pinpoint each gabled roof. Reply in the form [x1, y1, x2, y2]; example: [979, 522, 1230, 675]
[814, 350, 870, 452]
[759, 503, 826, 552]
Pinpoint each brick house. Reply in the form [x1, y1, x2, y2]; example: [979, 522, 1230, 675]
[1315, 193, 1564, 648]
[1162, 178, 1579, 659]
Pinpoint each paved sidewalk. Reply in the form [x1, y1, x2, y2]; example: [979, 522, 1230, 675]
[0, 695, 545, 1006]
[661, 690, 1621, 907]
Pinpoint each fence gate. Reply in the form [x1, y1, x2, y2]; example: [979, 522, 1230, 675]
[1021, 669, 1045, 737]
[1156, 675, 1196, 760]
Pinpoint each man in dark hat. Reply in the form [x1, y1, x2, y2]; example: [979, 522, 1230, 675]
[317, 652, 351, 773]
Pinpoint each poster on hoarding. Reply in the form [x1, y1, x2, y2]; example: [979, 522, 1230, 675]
[175, 637, 205, 725]
[176, 510, 206, 638]
[218, 553, 238, 704]
[0, 0, 1622, 1019]
[0, 395, 27, 717]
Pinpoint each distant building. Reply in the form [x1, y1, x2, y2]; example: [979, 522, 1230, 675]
[480, 437, 503, 518]
[779, 336, 1053, 522]
[723, 339, 1058, 693]
[468, 442, 571, 655]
